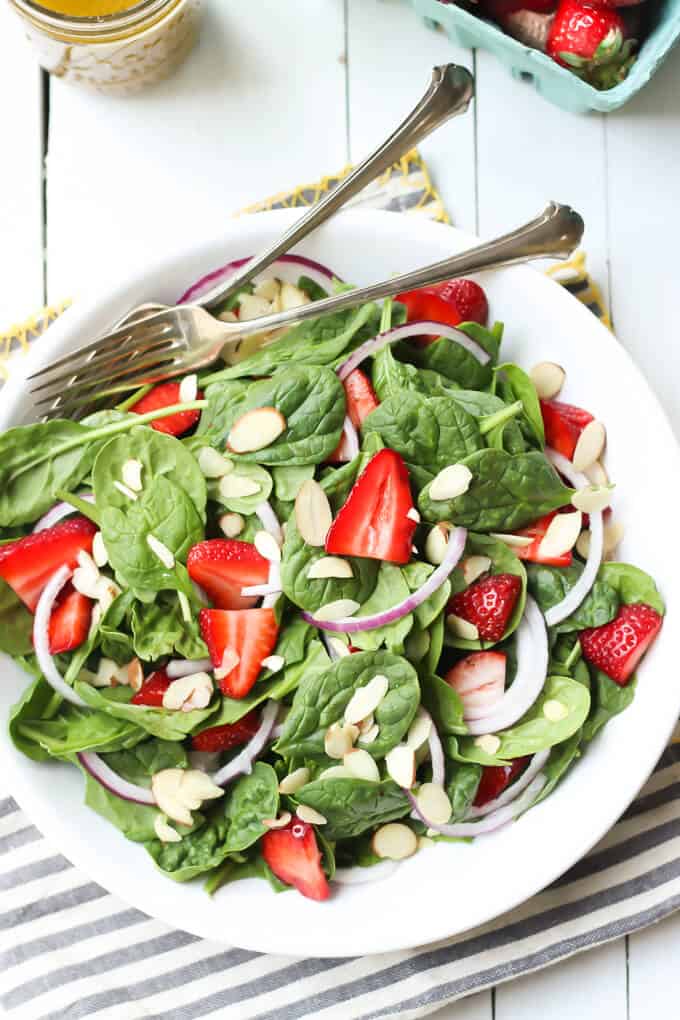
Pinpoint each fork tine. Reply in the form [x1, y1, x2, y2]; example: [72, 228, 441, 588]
[28, 336, 177, 396]
[32, 350, 182, 411]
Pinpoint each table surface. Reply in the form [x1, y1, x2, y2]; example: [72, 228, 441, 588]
[2, 0, 680, 1016]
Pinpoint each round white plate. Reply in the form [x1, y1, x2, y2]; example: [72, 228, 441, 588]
[1, 209, 678, 957]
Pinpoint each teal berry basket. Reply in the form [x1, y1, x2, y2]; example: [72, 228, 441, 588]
[411, 0, 680, 112]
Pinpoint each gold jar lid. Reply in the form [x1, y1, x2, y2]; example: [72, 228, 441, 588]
[10, 0, 181, 42]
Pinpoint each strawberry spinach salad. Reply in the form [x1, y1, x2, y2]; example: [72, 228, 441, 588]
[0, 255, 664, 901]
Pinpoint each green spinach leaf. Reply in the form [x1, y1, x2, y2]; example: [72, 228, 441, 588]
[527, 562, 619, 632]
[75, 683, 218, 741]
[296, 778, 409, 840]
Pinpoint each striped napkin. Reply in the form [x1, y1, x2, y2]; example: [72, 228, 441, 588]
[2, 151, 677, 1020]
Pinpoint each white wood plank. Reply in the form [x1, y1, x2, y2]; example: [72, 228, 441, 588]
[629, 910, 680, 1020]
[46, 0, 347, 299]
[0, 5, 44, 326]
[346, 0, 477, 232]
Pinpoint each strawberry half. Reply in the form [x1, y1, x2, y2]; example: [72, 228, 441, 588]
[48, 584, 92, 654]
[540, 398, 594, 460]
[187, 540, 269, 611]
[130, 380, 203, 437]
[329, 369, 380, 462]
[261, 818, 330, 901]
[445, 651, 506, 718]
[397, 278, 489, 331]
[0, 516, 98, 612]
[199, 607, 279, 699]
[579, 603, 663, 686]
[191, 710, 261, 752]
[131, 669, 171, 706]
[473, 758, 530, 808]
[514, 511, 573, 567]
[447, 573, 522, 643]
[325, 449, 417, 565]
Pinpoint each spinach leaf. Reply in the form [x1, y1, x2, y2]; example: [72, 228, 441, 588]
[75, 683, 218, 741]
[207, 459, 273, 514]
[349, 564, 414, 653]
[457, 321, 504, 360]
[131, 597, 208, 662]
[9, 678, 67, 761]
[403, 561, 452, 630]
[425, 613, 445, 675]
[598, 562, 665, 613]
[446, 762, 481, 820]
[445, 533, 527, 649]
[0, 577, 33, 656]
[530, 730, 583, 805]
[271, 464, 315, 503]
[295, 778, 409, 840]
[418, 449, 573, 531]
[527, 562, 619, 632]
[496, 362, 544, 446]
[276, 650, 420, 760]
[420, 672, 467, 736]
[205, 851, 288, 896]
[583, 670, 637, 742]
[404, 334, 493, 390]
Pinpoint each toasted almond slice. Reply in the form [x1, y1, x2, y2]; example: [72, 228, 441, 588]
[416, 783, 452, 825]
[162, 672, 213, 712]
[344, 674, 390, 725]
[372, 823, 417, 861]
[263, 811, 292, 830]
[429, 464, 472, 502]
[179, 374, 198, 403]
[296, 805, 327, 825]
[295, 479, 333, 547]
[537, 509, 582, 559]
[238, 293, 273, 321]
[529, 361, 565, 399]
[425, 523, 452, 565]
[151, 769, 192, 826]
[307, 556, 354, 580]
[543, 699, 569, 722]
[278, 768, 310, 795]
[218, 512, 244, 537]
[121, 458, 143, 493]
[343, 748, 380, 782]
[227, 407, 286, 454]
[179, 769, 223, 809]
[90, 657, 121, 688]
[572, 420, 606, 472]
[489, 532, 534, 548]
[113, 480, 138, 501]
[177, 591, 192, 624]
[571, 484, 614, 514]
[462, 555, 492, 585]
[214, 648, 240, 681]
[72, 553, 101, 598]
[92, 532, 108, 568]
[385, 745, 416, 789]
[146, 534, 175, 569]
[126, 658, 144, 693]
[280, 282, 311, 311]
[327, 637, 351, 658]
[218, 474, 261, 500]
[406, 709, 432, 751]
[218, 309, 238, 323]
[154, 814, 182, 844]
[584, 459, 609, 486]
[261, 654, 285, 672]
[198, 446, 233, 479]
[319, 765, 352, 780]
[474, 734, 501, 756]
[254, 529, 281, 562]
[360, 723, 380, 745]
[314, 599, 360, 622]
[253, 278, 280, 301]
[324, 722, 359, 759]
[357, 713, 375, 735]
[406, 507, 421, 523]
[446, 614, 479, 641]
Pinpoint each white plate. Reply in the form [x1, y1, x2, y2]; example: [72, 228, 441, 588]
[1, 209, 678, 957]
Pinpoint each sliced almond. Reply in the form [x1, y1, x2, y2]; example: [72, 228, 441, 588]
[295, 479, 333, 547]
[253, 278, 280, 301]
[179, 769, 223, 810]
[529, 361, 565, 399]
[179, 374, 198, 403]
[543, 699, 569, 722]
[227, 407, 286, 454]
[343, 748, 380, 782]
[92, 532, 108, 568]
[278, 767, 310, 795]
[372, 823, 417, 861]
[327, 636, 351, 658]
[429, 464, 472, 502]
[198, 447, 233, 479]
[219, 474, 261, 500]
[214, 648, 240, 681]
[296, 805, 327, 825]
[151, 769, 192, 826]
[324, 722, 359, 759]
[261, 654, 285, 672]
[489, 532, 533, 548]
[385, 745, 416, 789]
[126, 658, 144, 693]
[584, 459, 609, 486]
[406, 507, 421, 523]
[344, 674, 389, 725]
[537, 509, 582, 559]
[307, 556, 354, 580]
[262, 811, 292, 830]
[280, 282, 311, 311]
[360, 723, 379, 745]
[146, 533, 175, 569]
[113, 480, 138, 502]
[572, 420, 606, 472]
[154, 814, 182, 844]
[219, 512, 244, 537]
[357, 713, 375, 735]
[72, 551, 101, 598]
[446, 614, 479, 641]
[406, 709, 432, 751]
[90, 657, 121, 688]
[319, 765, 352, 780]
[162, 671, 213, 712]
[94, 577, 121, 616]
[254, 529, 281, 562]
[416, 783, 452, 825]
[218, 309, 238, 323]
[425, 523, 452, 565]
[177, 591, 192, 624]
[121, 458, 143, 493]
[238, 293, 273, 321]
[314, 599, 360, 622]
[462, 555, 492, 585]
[571, 484, 614, 514]
[474, 734, 501, 756]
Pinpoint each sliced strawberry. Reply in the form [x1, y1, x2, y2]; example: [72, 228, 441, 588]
[131, 669, 171, 706]
[329, 369, 380, 462]
[48, 584, 92, 654]
[473, 757, 530, 808]
[187, 540, 269, 610]
[445, 651, 506, 718]
[130, 380, 203, 437]
[199, 607, 279, 698]
[191, 710, 261, 752]
[261, 818, 330, 901]
[579, 603, 663, 686]
[325, 449, 416, 565]
[397, 278, 488, 329]
[540, 398, 594, 460]
[447, 573, 522, 643]
[0, 516, 98, 612]
[514, 511, 573, 567]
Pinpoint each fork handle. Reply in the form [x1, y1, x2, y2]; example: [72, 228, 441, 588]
[199, 64, 474, 311]
[222, 201, 584, 341]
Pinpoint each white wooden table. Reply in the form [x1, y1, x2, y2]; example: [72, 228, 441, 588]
[2, 0, 680, 1016]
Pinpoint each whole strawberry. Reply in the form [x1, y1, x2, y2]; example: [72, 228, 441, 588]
[546, 0, 636, 88]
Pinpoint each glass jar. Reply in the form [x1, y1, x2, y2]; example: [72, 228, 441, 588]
[9, 0, 202, 95]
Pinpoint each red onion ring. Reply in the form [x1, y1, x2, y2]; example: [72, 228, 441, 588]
[211, 700, 279, 787]
[166, 658, 213, 679]
[425, 711, 445, 787]
[254, 501, 283, 545]
[463, 596, 548, 736]
[337, 322, 490, 382]
[337, 417, 360, 462]
[178, 254, 340, 306]
[33, 566, 89, 708]
[77, 751, 155, 806]
[241, 582, 282, 598]
[465, 749, 550, 819]
[408, 773, 547, 838]
[302, 527, 467, 633]
[544, 447, 604, 627]
[33, 493, 95, 533]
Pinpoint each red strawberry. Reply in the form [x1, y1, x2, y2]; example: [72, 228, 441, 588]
[546, 0, 636, 88]
[0, 517, 98, 612]
[579, 603, 662, 685]
[187, 540, 269, 611]
[329, 369, 380, 462]
[48, 585, 92, 654]
[261, 818, 330, 901]
[540, 398, 594, 460]
[514, 511, 573, 567]
[473, 758, 530, 808]
[129, 380, 203, 437]
[325, 449, 417, 565]
[199, 607, 279, 698]
[191, 710, 261, 752]
[397, 279, 488, 328]
[445, 651, 507, 719]
[131, 669, 171, 706]
[447, 573, 522, 643]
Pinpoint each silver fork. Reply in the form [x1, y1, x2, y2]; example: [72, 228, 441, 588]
[30, 202, 584, 420]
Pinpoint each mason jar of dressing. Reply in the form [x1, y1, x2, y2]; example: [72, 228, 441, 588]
[9, 0, 202, 94]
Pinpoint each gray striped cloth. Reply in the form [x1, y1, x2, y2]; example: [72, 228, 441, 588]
[3, 156, 679, 1018]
